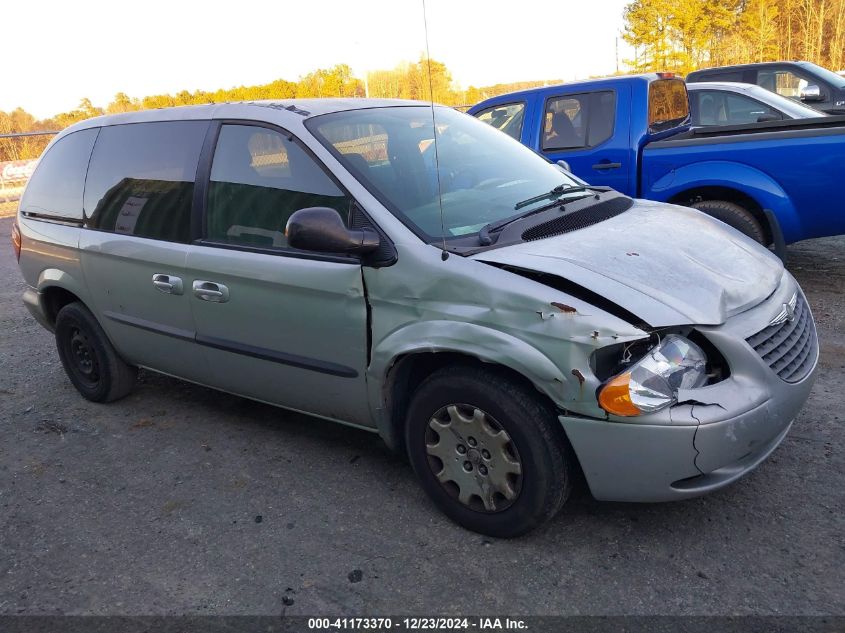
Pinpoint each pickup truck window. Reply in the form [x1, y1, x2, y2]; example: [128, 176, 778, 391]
[693, 91, 781, 126]
[473, 102, 525, 140]
[542, 91, 615, 151]
[309, 106, 580, 240]
[648, 78, 689, 132]
[759, 69, 810, 98]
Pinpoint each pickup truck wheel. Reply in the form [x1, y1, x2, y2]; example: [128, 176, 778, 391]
[55, 302, 137, 403]
[690, 199, 766, 244]
[405, 366, 573, 538]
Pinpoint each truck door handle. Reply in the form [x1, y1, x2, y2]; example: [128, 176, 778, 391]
[592, 162, 622, 171]
[193, 280, 230, 303]
[152, 274, 183, 295]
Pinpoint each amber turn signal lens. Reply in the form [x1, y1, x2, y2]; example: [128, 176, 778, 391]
[598, 372, 642, 417]
[11, 221, 21, 261]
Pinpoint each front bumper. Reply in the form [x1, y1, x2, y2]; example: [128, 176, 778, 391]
[560, 273, 818, 502]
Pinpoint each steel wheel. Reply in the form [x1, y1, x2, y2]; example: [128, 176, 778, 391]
[425, 404, 523, 512]
[67, 326, 100, 387]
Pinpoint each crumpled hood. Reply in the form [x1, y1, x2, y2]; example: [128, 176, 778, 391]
[473, 199, 784, 327]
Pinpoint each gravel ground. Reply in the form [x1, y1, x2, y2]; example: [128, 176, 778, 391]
[0, 214, 842, 616]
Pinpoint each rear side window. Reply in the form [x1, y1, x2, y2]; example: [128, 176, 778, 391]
[758, 69, 810, 98]
[693, 91, 781, 126]
[648, 79, 689, 132]
[696, 71, 745, 82]
[542, 91, 616, 151]
[473, 102, 526, 140]
[84, 121, 208, 243]
[206, 124, 350, 250]
[20, 129, 98, 220]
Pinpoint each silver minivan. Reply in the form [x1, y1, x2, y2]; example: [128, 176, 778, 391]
[12, 100, 818, 536]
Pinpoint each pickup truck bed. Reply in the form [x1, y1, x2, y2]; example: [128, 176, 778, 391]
[643, 115, 845, 246]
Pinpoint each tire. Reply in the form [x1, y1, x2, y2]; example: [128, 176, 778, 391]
[55, 302, 137, 403]
[405, 365, 574, 538]
[690, 199, 766, 244]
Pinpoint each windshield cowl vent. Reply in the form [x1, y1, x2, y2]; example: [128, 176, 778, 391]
[521, 197, 634, 242]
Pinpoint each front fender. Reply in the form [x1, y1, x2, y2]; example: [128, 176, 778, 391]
[646, 160, 803, 243]
[367, 320, 570, 444]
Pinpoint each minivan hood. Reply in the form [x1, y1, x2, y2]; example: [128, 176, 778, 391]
[473, 200, 783, 327]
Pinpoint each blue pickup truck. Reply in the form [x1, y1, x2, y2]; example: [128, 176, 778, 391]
[467, 74, 845, 251]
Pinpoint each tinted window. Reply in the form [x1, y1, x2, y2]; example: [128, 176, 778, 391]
[20, 129, 98, 220]
[542, 91, 615, 151]
[473, 102, 526, 140]
[84, 121, 208, 243]
[758, 69, 810, 98]
[206, 124, 349, 249]
[648, 79, 689, 132]
[698, 71, 745, 82]
[693, 91, 781, 126]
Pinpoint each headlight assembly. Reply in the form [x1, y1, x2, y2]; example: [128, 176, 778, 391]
[598, 334, 708, 417]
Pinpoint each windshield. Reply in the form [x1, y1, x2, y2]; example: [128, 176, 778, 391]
[798, 62, 845, 89]
[307, 106, 583, 240]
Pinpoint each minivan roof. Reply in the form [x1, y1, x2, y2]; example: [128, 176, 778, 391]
[63, 98, 436, 134]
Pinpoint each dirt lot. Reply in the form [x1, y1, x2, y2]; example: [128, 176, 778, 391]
[0, 212, 842, 616]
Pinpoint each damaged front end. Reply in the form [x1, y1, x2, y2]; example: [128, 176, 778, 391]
[558, 270, 818, 502]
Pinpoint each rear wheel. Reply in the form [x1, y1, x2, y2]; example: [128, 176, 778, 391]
[690, 199, 766, 244]
[405, 366, 574, 538]
[55, 302, 137, 402]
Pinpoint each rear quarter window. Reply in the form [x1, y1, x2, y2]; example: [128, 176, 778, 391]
[83, 121, 208, 243]
[19, 128, 99, 221]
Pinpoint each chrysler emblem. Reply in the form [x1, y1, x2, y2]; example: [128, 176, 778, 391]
[769, 293, 798, 327]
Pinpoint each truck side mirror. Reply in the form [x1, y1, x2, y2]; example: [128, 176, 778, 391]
[800, 84, 823, 102]
[286, 207, 380, 255]
[556, 160, 572, 172]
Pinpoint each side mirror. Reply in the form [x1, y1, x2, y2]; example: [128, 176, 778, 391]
[286, 207, 380, 255]
[800, 84, 823, 102]
[756, 113, 781, 123]
[556, 159, 572, 172]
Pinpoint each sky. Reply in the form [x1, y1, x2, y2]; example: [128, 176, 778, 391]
[2, 0, 632, 120]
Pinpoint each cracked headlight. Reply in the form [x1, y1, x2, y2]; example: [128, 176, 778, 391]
[598, 334, 708, 417]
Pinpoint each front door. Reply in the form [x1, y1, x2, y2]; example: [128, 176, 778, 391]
[186, 122, 372, 425]
[538, 88, 632, 195]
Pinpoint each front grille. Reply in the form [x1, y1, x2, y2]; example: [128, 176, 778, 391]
[746, 293, 817, 383]
[521, 197, 633, 241]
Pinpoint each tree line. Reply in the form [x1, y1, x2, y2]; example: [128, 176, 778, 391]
[1, 58, 558, 162]
[624, 0, 845, 74]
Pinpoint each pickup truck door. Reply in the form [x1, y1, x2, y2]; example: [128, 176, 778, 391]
[537, 86, 633, 195]
[185, 122, 372, 426]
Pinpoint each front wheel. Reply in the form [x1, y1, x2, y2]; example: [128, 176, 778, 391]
[690, 199, 766, 244]
[405, 366, 574, 537]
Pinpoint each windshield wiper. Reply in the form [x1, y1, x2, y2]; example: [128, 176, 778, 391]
[514, 184, 591, 210]
[478, 185, 593, 246]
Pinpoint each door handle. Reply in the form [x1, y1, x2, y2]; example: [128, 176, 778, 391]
[152, 274, 183, 295]
[193, 280, 230, 303]
[592, 162, 622, 171]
